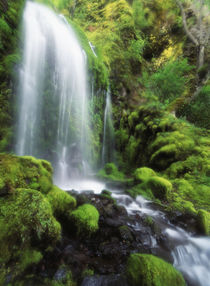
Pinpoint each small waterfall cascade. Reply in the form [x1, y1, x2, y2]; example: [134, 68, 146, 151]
[15, 1, 91, 187]
[102, 89, 115, 166]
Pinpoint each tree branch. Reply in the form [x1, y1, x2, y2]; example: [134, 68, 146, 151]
[176, 0, 199, 46]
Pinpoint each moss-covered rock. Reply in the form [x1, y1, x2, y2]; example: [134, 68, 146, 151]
[197, 209, 210, 235]
[127, 183, 154, 200]
[147, 176, 172, 200]
[0, 154, 53, 195]
[0, 188, 61, 265]
[134, 167, 156, 183]
[97, 163, 125, 181]
[47, 185, 76, 218]
[70, 204, 99, 235]
[126, 253, 186, 286]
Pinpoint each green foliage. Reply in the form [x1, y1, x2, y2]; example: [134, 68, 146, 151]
[47, 185, 76, 218]
[70, 204, 99, 235]
[97, 162, 125, 181]
[126, 253, 186, 286]
[146, 59, 193, 104]
[179, 85, 210, 129]
[197, 209, 210, 235]
[0, 0, 24, 151]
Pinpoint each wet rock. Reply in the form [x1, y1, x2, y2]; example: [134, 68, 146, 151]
[118, 225, 133, 242]
[81, 274, 129, 286]
[54, 267, 66, 281]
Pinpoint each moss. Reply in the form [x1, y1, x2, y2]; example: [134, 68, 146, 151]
[97, 163, 125, 181]
[149, 131, 195, 170]
[134, 167, 156, 183]
[127, 183, 154, 200]
[118, 225, 133, 242]
[47, 185, 76, 218]
[197, 209, 210, 235]
[126, 253, 186, 286]
[70, 204, 99, 235]
[100, 189, 116, 203]
[17, 249, 43, 273]
[146, 176, 172, 200]
[0, 188, 61, 265]
[0, 154, 53, 195]
[82, 268, 94, 278]
[145, 216, 154, 226]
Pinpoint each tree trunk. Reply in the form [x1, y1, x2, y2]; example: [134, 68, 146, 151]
[198, 45, 205, 70]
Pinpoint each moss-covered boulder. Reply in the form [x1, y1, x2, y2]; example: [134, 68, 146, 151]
[70, 204, 99, 235]
[97, 163, 125, 181]
[0, 154, 53, 195]
[126, 253, 186, 286]
[197, 209, 210, 235]
[0, 188, 61, 265]
[47, 185, 76, 218]
[147, 176, 172, 200]
[127, 183, 154, 200]
[134, 167, 156, 183]
[149, 131, 195, 170]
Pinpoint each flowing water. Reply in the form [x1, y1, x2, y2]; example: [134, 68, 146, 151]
[112, 189, 210, 286]
[102, 90, 115, 166]
[16, 1, 91, 185]
[73, 181, 210, 286]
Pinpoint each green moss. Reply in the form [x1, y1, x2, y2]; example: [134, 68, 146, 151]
[0, 154, 53, 195]
[82, 268, 94, 278]
[134, 167, 156, 183]
[197, 209, 210, 235]
[127, 183, 154, 200]
[145, 216, 154, 226]
[0, 188, 61, 265]
[17, 249, 43, 273]
[126, 253, 186, 286]
[147, 176, 172, 200]
[47, 185, 76, 218]
[97, 163, 125, 181]
[150, 131, 195, 170]
[70, 204, 99, 235]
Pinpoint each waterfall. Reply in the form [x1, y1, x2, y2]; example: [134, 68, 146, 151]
[15, 1, 91, 187]
[102, 89, 115, 166]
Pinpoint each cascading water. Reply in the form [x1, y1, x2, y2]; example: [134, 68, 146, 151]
[15, 1, 91, 187]
[102, 89, 115, 165]
[110, 190, 210, 286]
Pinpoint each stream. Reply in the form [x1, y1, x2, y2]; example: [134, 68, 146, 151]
[67, 179, 210, 286]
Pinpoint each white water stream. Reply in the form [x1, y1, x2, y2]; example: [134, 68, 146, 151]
[71, 180, 210, 286]
[102, 90, 115, 166]
[113, 189, 210, 286]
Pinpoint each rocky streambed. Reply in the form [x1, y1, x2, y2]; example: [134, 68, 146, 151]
[32, 183, 210, 286]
